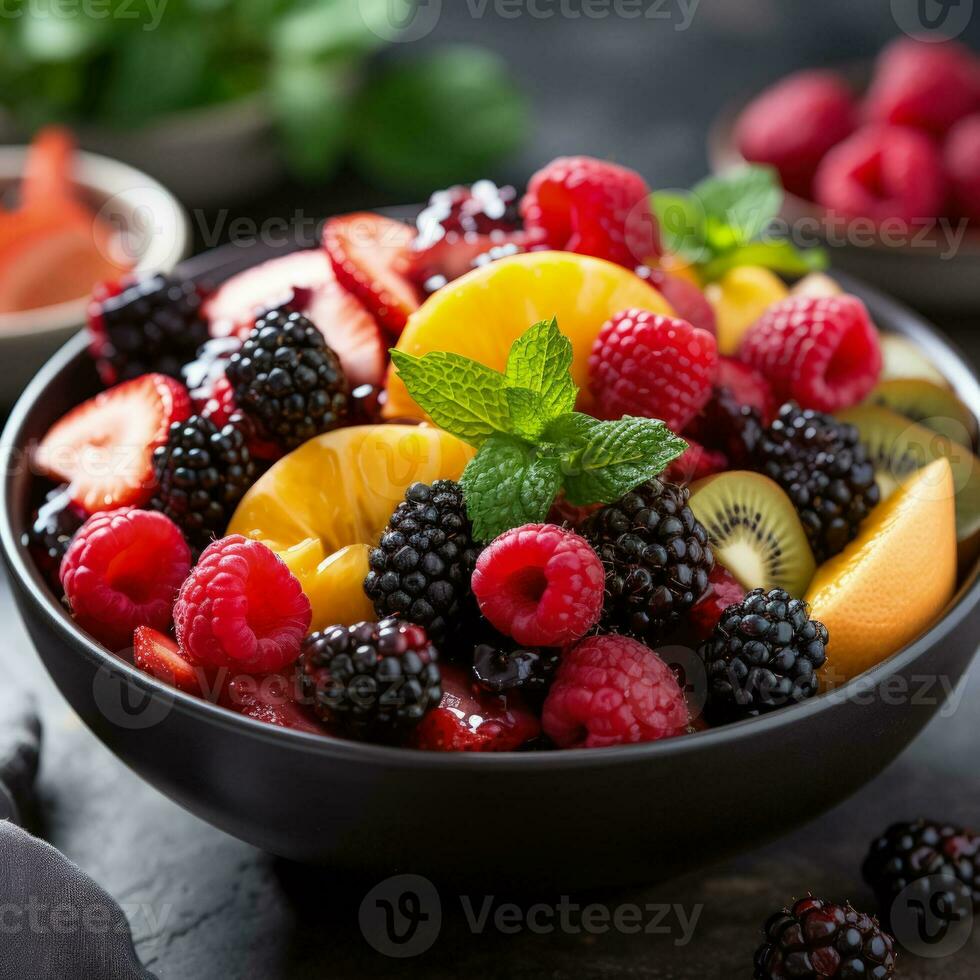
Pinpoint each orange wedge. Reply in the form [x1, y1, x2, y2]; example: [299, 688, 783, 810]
[704, 265, 789, 355]
[808, 457, 957, 686]
[227, 425, 473, 632]
[383, 250, 673, 420]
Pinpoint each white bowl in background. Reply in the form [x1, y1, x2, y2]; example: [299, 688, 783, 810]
[0, 146, 191, 404]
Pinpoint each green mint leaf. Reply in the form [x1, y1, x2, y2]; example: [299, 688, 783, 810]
[505, 386, 550, 441]
[545, 414, 687, 506]
[503, 317, 577, 426]
[460, 434, 563, 541]
[699, 240, 828, 283]
[651, 191, 707, 262]
[693, 165, 783, 249]
[390, 349, 510, 445]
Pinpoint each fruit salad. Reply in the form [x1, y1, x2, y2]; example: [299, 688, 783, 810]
[26, 155, 979, 751]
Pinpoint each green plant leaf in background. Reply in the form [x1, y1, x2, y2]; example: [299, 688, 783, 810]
[694, 165, 783, 247]
[652, 191, 707, 262]
[699, 239, 828, 282]
[353, 45, 529, 192]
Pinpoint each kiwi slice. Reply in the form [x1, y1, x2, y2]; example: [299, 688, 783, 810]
[838, 405, 980, 562]
[879, 334, 949, 387]
[689, 471, 816, 597]
[865, 379, 978, 446]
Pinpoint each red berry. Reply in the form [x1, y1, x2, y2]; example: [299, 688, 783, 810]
[945, 113, 980, 222]
[635, 265, 716, 336]
[199, 375, 281, 462]
[735, 70, 857, 197]
[662, 438, 728, 485]
[865, 37, 980, 138]
[174, 535, 311, 673]
[738, 294, 881, 413]
[471, 524, 605, 648]
[36, 374, 191, 514]
[714, 355, 775, 422]
[520, 156, 660, 267]
[542, 634, 689, 749]
[814, 124, 946, 224]
[226, 672, 328, 735]
[411, 664, 540, 751]
[322, 212, 421, 337]
[687, 565, 746, 642]
[133, 625, 206, 696]
[61, 509, 192, 650]
[589, 309, 718, 430]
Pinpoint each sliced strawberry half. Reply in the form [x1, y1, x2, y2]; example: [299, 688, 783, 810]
[322, 213, 420, 337]
[305, 275, 385, 387]
[133, 626, 206, 696]
[35, 373, 191, 514]
[407, 230, 527, 290]
[204, 249, 331, 337]
[226, 673, 328, 735]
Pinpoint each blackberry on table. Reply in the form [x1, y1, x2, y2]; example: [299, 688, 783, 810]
[583, 479, 714, 645]
[364, 481, 481, 645]
[88, 275, 209, 385]
[225, 309, 348, 452]
[698, 588, 828, 721]
[755, 402, 880, 563]
[299, 618, 441, 740]
[150, 415, 256, 554]
[862, 819, 980, 920]
[754, 896, 896, 979]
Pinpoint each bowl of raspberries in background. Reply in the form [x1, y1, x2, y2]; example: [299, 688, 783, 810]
[0, 153, 978, 900]
[711, 35, 980, 313]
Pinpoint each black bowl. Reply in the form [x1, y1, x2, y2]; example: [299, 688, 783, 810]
[2, 243, 978, 889]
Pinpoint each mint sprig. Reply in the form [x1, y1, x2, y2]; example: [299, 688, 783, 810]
[652, 165, 827, 283]
[392, 319, 687, 541]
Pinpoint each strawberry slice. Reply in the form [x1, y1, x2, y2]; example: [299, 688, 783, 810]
[226, 673, 328, 735]
[322, 213, 420, 337]
[133, 626, 205, 696]
[305, 275, 385, 387]
[35, 374, 191, 514]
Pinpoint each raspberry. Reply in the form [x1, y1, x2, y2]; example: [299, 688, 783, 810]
[541, 634, 689, 749]
[737, 295, 881, 413]
[634, 265, 717, 336]
[813, 124, 946, 225]
[520, 156, 660, 267]
[60, 508, 192, 650]
[471, 524, 604, 648]
[662, 438, 728, 485]
[865, 37, 980, 138]
[945, 114, 980, 222]
[736, 70, 857, 197]
[173, 535, 311, 673]
[687, 564, 746, 642]
[589, 309, 718, 430]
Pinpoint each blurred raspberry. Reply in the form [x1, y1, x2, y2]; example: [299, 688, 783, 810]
[945, 113, 980, 222]
[635, 265, 717, 335]
[814, 124, 946, 225]
[735, 70, 857, 197]
[662, 439, 728, 485]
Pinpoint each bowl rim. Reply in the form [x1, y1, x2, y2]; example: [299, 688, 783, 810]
[706, 93, 980, 258]
[0, 145, 191, 338]
[1, 257, 978, 773]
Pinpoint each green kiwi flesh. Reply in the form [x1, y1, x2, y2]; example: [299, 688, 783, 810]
[879, 334, 948, 387]
[688, 471, 816, 597]
[838, 405, 980, 563]
[865, 379, 978, 446]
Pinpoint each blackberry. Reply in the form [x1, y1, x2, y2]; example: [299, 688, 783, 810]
[472, 640, 560, 698]
[88, 275, 209, 385]
[299, 618, 441, 740]
[687, 387, 764, 467]
[225, 309, 349, 452]
[364, 481, 481, 645]
[754, 896, 896, 979]
[698, 588, 828, 721]
[150, 415, 256, 554]
[415, 180, 519, 248]
[25, 486, 86, 578]
[583, 479, 714, 645]
[755, 402, 880, 563]
[862, 819, 980, 921]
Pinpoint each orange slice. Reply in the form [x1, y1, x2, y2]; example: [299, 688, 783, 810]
[704, 265, 789, 355]
[383, 250, 673, 420]
[808, 457, 957, 686]
[227, 425, 473, 632]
